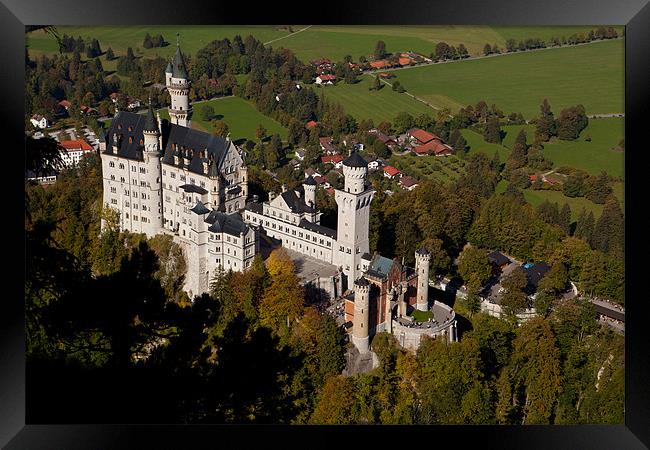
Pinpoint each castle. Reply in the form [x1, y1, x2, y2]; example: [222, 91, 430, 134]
[100, 37, 456, 353]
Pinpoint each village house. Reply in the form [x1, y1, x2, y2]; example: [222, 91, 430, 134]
[305, 167, 322, 178]
[399, 176, 419, 191]
[365, 155, 382, 171]
[305, 120, 319, 130]
[315, 74, 337, 85]
[294, 148, 306, 161]
[319, 137, 338, 154]
[321, 154, 344, 168]
[368, 129, 398, 149]
[59, 139, 95, 168]
[30, 114, 49, 129]
[383, 165, 401, 179]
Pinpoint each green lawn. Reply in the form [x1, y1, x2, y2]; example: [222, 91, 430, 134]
[462, 128, 511, 161]
[410, 309, 434, 322]
[495, 179, 624, 220]
[536, 118, 624, 179]
[316, 76, 435, 123]
[389, 153, 466, 185]
[385, 39, 624, 117]
[159, 96, 286, 142]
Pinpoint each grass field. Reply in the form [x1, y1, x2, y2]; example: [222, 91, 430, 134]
[158, 96, 286, 142]
[385, 39, 624, 117]
[316, 77, 435, 123]
[464, 118, 624, 179]
[495, 179, 624, 220]
[27, 25, 624, 63]
[389, 153, 466, 185]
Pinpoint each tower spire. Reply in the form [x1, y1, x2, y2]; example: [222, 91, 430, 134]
[177, 32, 180, 47]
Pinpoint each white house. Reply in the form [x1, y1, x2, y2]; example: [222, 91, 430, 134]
[315, 74, 336, 85]
[30, 114, 49, 129]
[60, 139, 94, 167]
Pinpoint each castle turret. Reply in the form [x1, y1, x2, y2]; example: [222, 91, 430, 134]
[166, 34, 192, 127]
[303, 175, 317, 209]
[415, 247, 431, 311]
[141, 98, 164, 237]
[334, 151, 374, 286]
[352, 277, 371, 353]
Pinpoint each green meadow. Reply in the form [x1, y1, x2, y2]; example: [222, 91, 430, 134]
[159, 96, 286, 142]
[386, 39, 624, 117]
[316, 76, 435, 123]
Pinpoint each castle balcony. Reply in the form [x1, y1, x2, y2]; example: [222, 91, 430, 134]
[168, 81, 189, 90]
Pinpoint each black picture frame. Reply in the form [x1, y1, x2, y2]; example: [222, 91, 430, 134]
[4, 0, 649, 447]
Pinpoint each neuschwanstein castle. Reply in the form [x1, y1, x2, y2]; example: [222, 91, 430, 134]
[100, 38, 457, 352]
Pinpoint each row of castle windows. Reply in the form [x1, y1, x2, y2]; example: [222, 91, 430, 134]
[248, 214, 331, 248]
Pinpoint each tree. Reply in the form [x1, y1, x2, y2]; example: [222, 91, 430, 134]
[505, 38, 517, 52]
[483, 117, 502, 144]
[483, 43, 492, 55]
[255, 124, 267, 142]
[591, 195, 624, 257]
[558, 203, 571, 234]
[212, 120, 229, 138]
[200, 104, 215, 121]
[259, 249, 304, 337]
[374, 40, 387, 60]
[500, 266, 529, 316]
[457, 245, 492, 288]
[574, 208, 595, 242]
[563, 172, 586, 198]
[556, 105, 588, 140]
[393, 112, 415, 134]
[584, 172, 612, 204]
[535, 99, 557, 142]
[370, 75, 382, 91]
[310, 375, 358, 424]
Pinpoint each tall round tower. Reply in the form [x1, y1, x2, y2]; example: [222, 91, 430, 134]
[342, 151, 368, 194]
[352, 277, 371, 353]
[415, 247, 431, 311]
[303, 175, 317, 208]
[166, 34, 192, 127]
[141, 98, 163, 237]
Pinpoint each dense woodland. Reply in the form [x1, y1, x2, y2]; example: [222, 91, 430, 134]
[25, 31, 624, 424]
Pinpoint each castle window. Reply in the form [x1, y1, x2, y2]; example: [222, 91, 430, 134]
[171, 172, 176, 179]
[163, 170, 166, 176]
[109, 161, 115, 168]
[126, 213, 129, 219]
[110, 175, 115, 180]
[132, 166, 136, 172]
[134, 216, 138, 221]
[120, 177, 125, 183]
[111, 198, 117, 205]
[140, 167, 146, 174]
[327, 242, 331, 247]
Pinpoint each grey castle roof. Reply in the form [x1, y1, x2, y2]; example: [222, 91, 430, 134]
[280, 189, 318, 214]
[180, 184, 208, 195]
[416, 247, 430, 256]
[366, 254, 395, 279]
[299, 219, 337, 239]
[190, 201, 210, 215]
[205, 211, 249, 236]
[143, 102, 159, 133]
[172, 43, 188, 79]
[105, 111, 234, 176]
[303, 175, 317, 186]
[343, 151, 367, 168]
[165, 60, 173, 74]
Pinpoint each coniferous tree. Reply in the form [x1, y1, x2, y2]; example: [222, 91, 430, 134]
[574, 209, 595, 242]
[591, 196, 624, 257]
[535, 99, 557, 142]
[559, 203, 571, 235]
[484, 117, 502, 144]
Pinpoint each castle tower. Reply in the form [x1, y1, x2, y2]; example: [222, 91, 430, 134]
[141, 98, 164, 237]
[415, 247, 431, 311]
[166, 34, 192, 127]
[352, 277, 370, 353]
[334, 151, 374, 287]
[303, 175, 317, 209]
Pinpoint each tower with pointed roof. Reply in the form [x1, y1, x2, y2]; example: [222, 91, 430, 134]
[166, 34, 192, 128]
[141, 98, 164, 236]
[334, 151, 375, 287]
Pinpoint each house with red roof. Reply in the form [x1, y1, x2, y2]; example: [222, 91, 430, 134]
[305, 120, 319, 130]
[58, 100, 71, 110]
[321, 154, 344, 168]
[313, 175, 331, 188]
[413, 139, 453, 156]
[369, 60, 391, 70]
[315, 74, 337, 85]
[406, 128, 439, 145]
[368, 129, 398, 148]
[383, 165, 401, 179]
[319, 137, 338, 154]
[59, 139, 94, 167]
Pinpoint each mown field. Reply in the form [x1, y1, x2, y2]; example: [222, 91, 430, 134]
[158, 96, 287, 142]
[385, 39, 624, 117]
[464, 119, 624, 179]
[495, 179, 624, 220]
[315, 76, 435, 123]
[26, 25, 624, 63]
